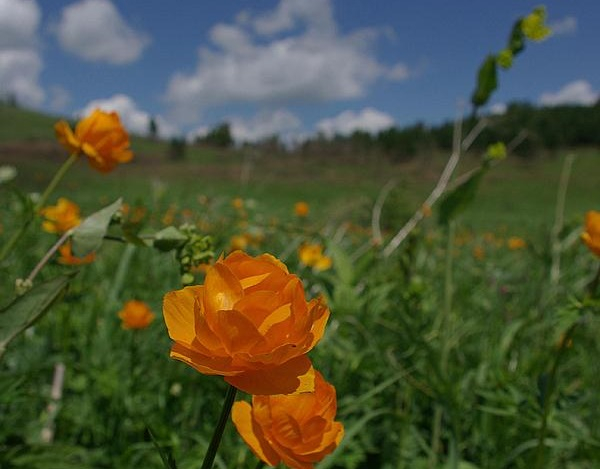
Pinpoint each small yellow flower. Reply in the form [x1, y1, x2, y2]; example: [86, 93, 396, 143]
[118, 300, 155, 330]
[521, 6, 551, 42]
[294, 201, 309, 217]
[486, 142, 507, 161]
[581, 210, 600, 257]
[507, 236, 526, 250]
[496, 49, 513, 69]
[54, 109, 133, 173]
[232, 197, 244, 210]
[40, 198, 82, 234]
[298, 243, 332, 271]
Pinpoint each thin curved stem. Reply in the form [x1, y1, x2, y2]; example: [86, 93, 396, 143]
[200, 384, 238, 469]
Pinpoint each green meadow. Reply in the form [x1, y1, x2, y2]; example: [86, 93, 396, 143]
[1, 103, 599, 469]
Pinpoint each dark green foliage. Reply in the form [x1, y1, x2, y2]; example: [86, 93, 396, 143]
[198, 122, 233, 148]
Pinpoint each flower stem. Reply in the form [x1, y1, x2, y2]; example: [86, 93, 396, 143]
[0, 153, 78, 263]
[200, 384, 238, 469]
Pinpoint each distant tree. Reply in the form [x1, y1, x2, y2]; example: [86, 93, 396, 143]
[201, 122, 233, 148]
[148, 116, 158, 140]
[168, 137, 186, 161]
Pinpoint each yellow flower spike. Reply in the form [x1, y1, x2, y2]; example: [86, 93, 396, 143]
[581, 210, 600, 257]
[118, 300, 155, 330]
[40, 197, 81, 234]
[54, 109, 133, 173]
[521, 6, 551, 42]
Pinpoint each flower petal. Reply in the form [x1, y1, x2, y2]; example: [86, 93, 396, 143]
[232, 401, 281, 467]
[204, 263, 244, 313]
[163, 286, 202, 345]
[225, 355, 315, 395]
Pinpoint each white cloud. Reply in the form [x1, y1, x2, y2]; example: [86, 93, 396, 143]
[0, 0, 44, 106]
[48, 85, 71, 111]
[489, 102, 507, 115]
[80, 94, 178, 139]
[316, 107, 395, 138]
[55, 0, 150, 65]
[164, 0, 407, 124]
[539, 80, 598, 107]
[230, 109, 302, 144]
[387, 62, 410, 81]
[550, 16, 577, 36]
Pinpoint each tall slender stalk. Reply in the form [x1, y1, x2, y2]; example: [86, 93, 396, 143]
[0, 153, 79, 263]
[200, 384, 238, 469]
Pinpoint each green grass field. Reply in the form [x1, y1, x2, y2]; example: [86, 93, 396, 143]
[1, 105, 599, 468]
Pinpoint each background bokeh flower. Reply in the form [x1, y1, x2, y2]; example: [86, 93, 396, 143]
[40, 197, 81, 234]
[118, 300, 155, 330]
[581, 210, 600, 257]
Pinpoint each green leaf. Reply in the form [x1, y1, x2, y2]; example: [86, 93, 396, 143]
[0, 273, 76, 359]
[438, 168, 486, 226]
[153, 226, 188, 252]
[507, 19, 526, 55]
[471, 55, 498, 108]
[147, 428, 178, 469]
[72, 198, 122, 257]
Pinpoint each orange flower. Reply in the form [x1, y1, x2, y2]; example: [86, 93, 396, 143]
[230, 234, 249, 251]
[40, 198, 81, 234]
[298, 243, 332, 272]
[55, 109, 133, 173]
[118, 300, 155, 330]
[507, 236, 527, 250]
[57, 241, 95, 265]
[473, 245, 485, 261]
[163, 251, 330, 395]
[232, 197, 244, 210]
[581, 210, 600, 257]
[294, 201, 309, 217]
[232, 371, 344, 469]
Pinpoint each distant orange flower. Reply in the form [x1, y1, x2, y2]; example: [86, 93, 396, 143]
[298, 243, 332, 272]
[232, 197, 244, 210]
[118, 300, 155, 330]
[55, 109, 133, 173]
[229, 234, 249, 251]
[473, 245, 485, 261]
[232, 371, 344, 469]
[581, 210, 600, 257]
[57, 241, 95, 265]
[294, 201, 309, 217]
[163, 251, 330, 395]
[507, 236, 527, 250]
[40, 198, 81, 234]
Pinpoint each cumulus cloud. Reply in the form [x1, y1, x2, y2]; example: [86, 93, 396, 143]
[0, 0, 44, 106]
[539, 80, 598, 107]
[550, 16, 577, 36]
[229, 109, 302, 144]
[316, 108, 395, 138]
[164, 0, 408, 124]
[55, 0, 150, 65]
[80, 94, 178, 139]
[48, 85, 71, 111]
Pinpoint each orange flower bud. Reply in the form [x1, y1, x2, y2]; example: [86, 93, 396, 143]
[163, 251, 330, 395]
[118, 300, 155, 330]
[40, 198, 81, 234]
[232, 371, 344, 469]
[54, 109, 133, 173]
[57, 241, 95, 265]
[294, 201, 309, 217]
[582, 210, 600, 257]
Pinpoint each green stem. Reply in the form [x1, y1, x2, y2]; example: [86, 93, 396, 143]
[534, 322, 577, 468]
[35, 153, 79, 212]
[200, 384, 238, 469]
[0, 153, 79, 263]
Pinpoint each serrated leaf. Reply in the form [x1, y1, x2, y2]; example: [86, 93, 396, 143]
[72, 198, 122, 257]
[471, 55, 498, 108]
[153, 226, 188, 252]
[438, 168, 486, 226]
[0, 273, 76, 359]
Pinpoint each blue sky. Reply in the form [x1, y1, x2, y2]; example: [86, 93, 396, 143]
[1, 0, 599, 143]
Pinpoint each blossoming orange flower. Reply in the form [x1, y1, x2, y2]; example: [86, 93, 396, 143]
[40, 198, 81, 234]
[54, 109, 133, 173]
[118, 300, 155, 330]
[294, 201, 309, 217]
[232, 371, 344, 469]
[298, 243, 332, 272]
[581, 210, 600, 257]
[57, 241, 95, 265]
[507, 236, 527, 250]
[163, 251, 330, 395]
